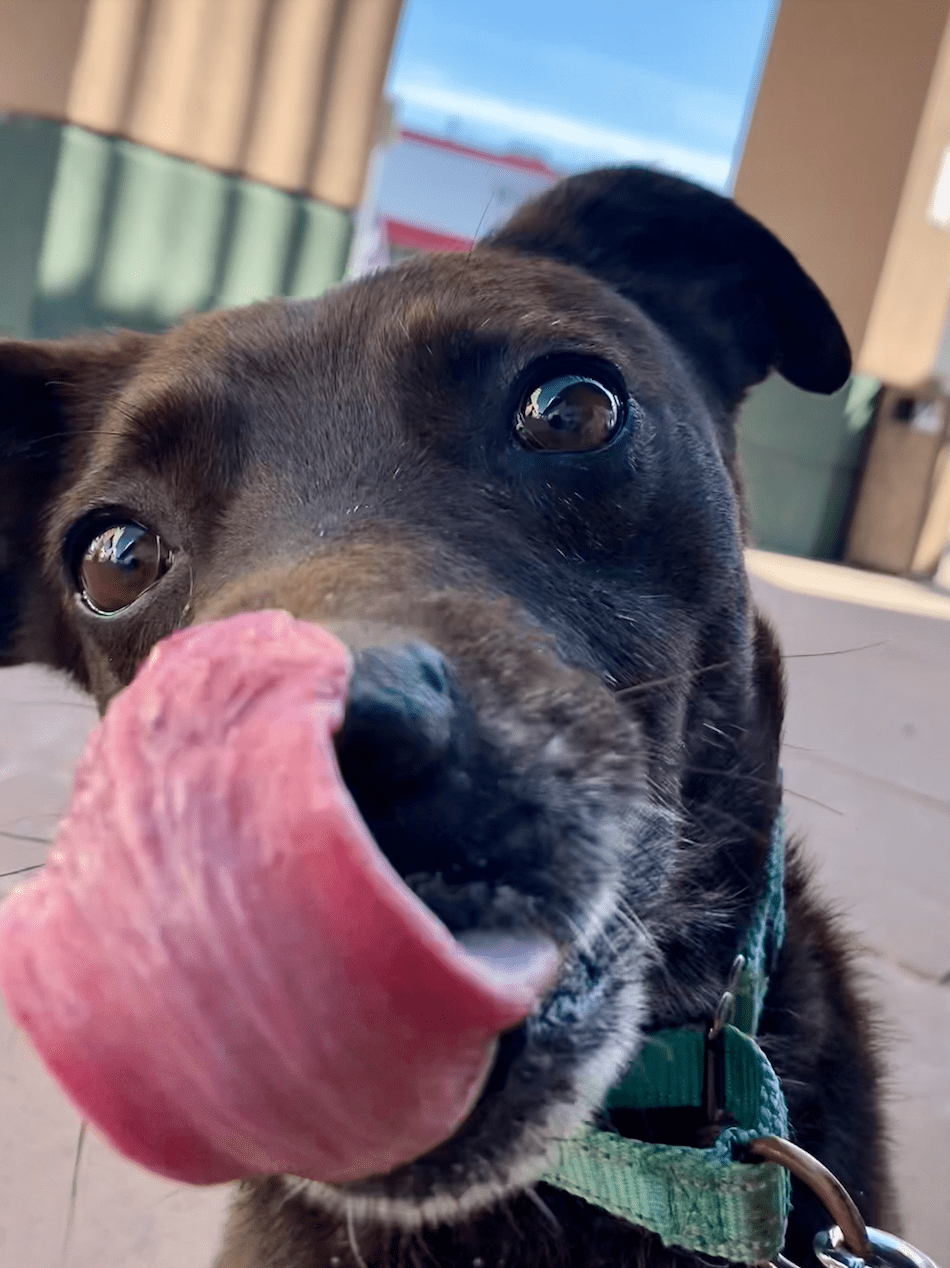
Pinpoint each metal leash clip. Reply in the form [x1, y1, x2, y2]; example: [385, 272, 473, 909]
[814, 1224, 941, 1268]
[746, 1137, 943, 1268]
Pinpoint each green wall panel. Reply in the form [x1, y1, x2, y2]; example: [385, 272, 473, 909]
[737, 373, 879, 559]
[0, 119, 352, 340]
[0, 117, 64, 337]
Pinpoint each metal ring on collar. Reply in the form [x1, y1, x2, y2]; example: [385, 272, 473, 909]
[747, 1137, 943, 1268]
[746, 1137, 872, 1260]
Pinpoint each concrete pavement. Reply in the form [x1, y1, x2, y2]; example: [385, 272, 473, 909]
[746, 551, 950, 1261]
[1, 551, 947, 1266]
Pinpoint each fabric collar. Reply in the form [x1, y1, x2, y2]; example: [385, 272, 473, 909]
[540, 804, 790, 1262]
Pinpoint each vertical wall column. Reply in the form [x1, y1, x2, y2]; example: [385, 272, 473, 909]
[733, 0, 950, 561]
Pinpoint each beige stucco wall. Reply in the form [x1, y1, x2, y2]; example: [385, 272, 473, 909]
[734, 0, 950, 369]
[860, 17, 950, 385]
[0, 0, 91, 118]
[0, 0, 402, 210]
[846, 390, 950, 572]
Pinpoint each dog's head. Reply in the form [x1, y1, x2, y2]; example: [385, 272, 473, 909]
[0, 168, 848, 1227]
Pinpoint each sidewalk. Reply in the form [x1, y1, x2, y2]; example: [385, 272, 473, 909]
[747, 549, 950, 1260]
[0, 552, 947, 1266]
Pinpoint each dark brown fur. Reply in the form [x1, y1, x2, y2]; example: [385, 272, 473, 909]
[0, 167, 893, 1268]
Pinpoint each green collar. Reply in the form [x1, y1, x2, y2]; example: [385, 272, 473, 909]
[541, 805, 791, 1263]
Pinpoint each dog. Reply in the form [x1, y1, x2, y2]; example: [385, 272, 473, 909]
[0, 166, 893, 1268]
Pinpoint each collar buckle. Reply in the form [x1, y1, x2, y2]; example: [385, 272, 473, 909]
[700, 953, 746, 1143]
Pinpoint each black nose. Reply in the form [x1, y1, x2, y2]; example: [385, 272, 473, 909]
[334, 642, 456, 798]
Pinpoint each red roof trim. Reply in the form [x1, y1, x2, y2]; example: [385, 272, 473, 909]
[384, 218, 474, 254]
[398, 128, 559, 178]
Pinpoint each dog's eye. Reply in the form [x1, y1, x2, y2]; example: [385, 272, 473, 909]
[76, 523, 170, 615]
[516, 374, 622, 452]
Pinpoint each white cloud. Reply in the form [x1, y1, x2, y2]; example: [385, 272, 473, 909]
[394, 81, 732, 189]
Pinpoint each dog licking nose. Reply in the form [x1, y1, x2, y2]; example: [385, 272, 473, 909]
[0, 610, 558, 1188]
[0, 163, 892, 1265]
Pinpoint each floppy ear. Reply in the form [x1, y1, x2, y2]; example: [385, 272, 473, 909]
[483, 166, 851, 408]
[0, 333, 151, 670]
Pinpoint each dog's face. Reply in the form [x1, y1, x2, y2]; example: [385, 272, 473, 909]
[0, 169, 849, 1230]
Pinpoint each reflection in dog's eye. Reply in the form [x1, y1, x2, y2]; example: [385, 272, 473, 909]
[78, 523, 167, 615]
[517, 374, 622, 452]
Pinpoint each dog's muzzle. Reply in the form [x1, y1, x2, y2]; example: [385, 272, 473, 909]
[0, 610, 559, 1188]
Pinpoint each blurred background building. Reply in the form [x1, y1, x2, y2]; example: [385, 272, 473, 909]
[347, 128, 559, 272]
[1, 0, 950, 578]
[0, 0, 401, 335]
[734, 0, 950, 576]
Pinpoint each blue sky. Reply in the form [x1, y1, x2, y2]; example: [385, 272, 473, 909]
[387, 0, 776, 189]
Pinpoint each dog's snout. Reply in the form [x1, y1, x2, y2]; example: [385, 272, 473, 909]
[335, 642, 456, 795]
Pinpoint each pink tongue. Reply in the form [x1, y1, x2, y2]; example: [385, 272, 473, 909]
[0, 611, 557, 1185]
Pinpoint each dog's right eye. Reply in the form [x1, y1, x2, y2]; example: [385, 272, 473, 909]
[74, 522, 170, 615]
[515, 373, 624, 453]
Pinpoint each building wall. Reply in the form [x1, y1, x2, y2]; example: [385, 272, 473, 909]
[734, 0, 950, 561]
[0, 0, 401, 339]
[860, 17, 950, 385]
[738, 374, 880, 560]
[0, 0, 402, 208]
[376, 131, 559, 247]
[846, 390, 950, 573]
[734, 0, 950, 363]
[0, 0, 90, 120]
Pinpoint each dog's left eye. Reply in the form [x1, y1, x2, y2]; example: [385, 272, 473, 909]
[75, 522, 170, 615]
[516, 374, 623, 452]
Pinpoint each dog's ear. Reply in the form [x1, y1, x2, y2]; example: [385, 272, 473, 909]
[0, 333, 151, 671]
[483, 166, 851, 408]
